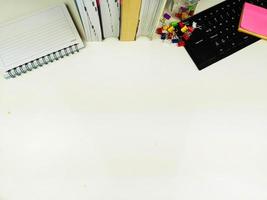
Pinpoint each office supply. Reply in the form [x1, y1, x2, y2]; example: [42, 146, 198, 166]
[183, 0, 267, 70]
[157, 18, 195, 47]
[0, 0, 86, 41]
[164, 13, 172, 20]
[0, 4, 84, 79]
[238, 2, 267, 40]
[171, 0, 200, 20]
[99, 0, 120, 39]
[120, 0, 142, 41]
[76, 0, 102, 41]
[137, 0, 167, 39]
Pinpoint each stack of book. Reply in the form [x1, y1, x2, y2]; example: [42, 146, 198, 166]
[75, 0, 167, 41]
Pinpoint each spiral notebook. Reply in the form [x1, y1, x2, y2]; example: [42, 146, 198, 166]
[0, 4, 84, 79]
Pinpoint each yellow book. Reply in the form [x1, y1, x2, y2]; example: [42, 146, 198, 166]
[120, 0, 142, 41]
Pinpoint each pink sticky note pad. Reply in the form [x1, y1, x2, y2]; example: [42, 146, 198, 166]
[239, 2, 267, 38]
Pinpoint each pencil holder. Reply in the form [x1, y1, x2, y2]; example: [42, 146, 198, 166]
[169, 0, 199, 20]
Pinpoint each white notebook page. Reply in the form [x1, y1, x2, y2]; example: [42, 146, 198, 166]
[0, 4, 84, 72]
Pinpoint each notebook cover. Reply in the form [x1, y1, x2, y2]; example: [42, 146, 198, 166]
[238, 2, 267, 40]
[149, 0, 167, 39]
[137, 0, 167, 39]
[99, 0, 120, 39]
[0, 4, 84, 73]
[76, 0, 102, 41]
[120, 0, 142, 41]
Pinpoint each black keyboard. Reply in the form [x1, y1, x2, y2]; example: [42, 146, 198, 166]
[183, 0, 267, 70]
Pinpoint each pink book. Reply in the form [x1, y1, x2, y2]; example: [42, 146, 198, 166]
[238, 2, 267, 40]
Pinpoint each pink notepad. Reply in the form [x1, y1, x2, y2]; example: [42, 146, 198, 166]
[238, 2, 267, 40]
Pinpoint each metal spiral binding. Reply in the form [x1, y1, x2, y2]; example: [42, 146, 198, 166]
[6, 44, 79, 79]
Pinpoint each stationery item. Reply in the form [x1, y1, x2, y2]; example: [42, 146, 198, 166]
[238, 2, 267, 40]
[120, 0, 142, 41]
[170, 0, 200, 20]
[156, 18, 196, 46]
[76, 0, 103, 41]
[137, 0, 167, 39]
[0, 4, 84, 79]
[99, 0, 120, 39]
[182, 0, 267, 70]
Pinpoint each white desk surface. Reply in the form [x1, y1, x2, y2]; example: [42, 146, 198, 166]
[1, 1, 267, 200]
